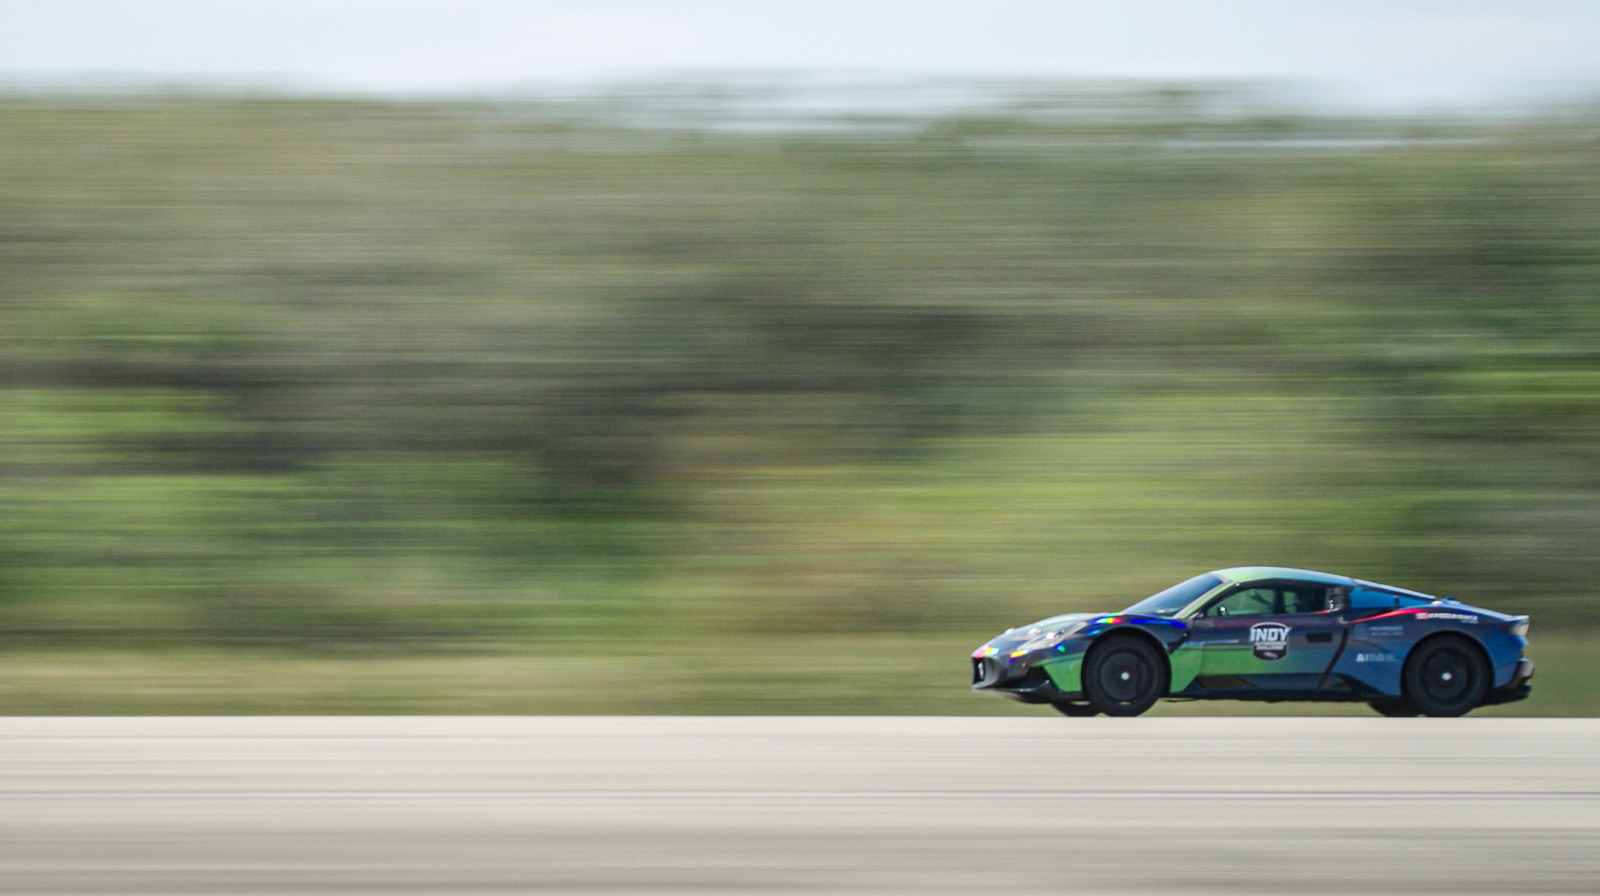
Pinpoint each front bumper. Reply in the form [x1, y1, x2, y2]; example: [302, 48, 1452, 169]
[971, 655, 1081, 703]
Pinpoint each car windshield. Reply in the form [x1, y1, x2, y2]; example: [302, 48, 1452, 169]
[1121, 573, 1224, 618]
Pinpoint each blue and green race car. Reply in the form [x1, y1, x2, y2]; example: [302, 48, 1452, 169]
[972, 567, 1533, 717]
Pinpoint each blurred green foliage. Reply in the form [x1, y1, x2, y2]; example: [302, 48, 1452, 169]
[0, 89, 1597, 712]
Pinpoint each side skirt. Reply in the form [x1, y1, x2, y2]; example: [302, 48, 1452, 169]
[1175, 674, 1382, 702]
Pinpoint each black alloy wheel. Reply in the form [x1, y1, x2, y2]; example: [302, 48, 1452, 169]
[1402, 636, 1490, 717]
[1051, 701, 1101, 717]
[1082, 636, 1168, 717]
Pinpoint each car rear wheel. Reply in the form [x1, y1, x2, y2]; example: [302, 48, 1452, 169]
[1051, 701, 1101, 717]
[1082, 636, 1168, 717]
[1368, 697, 1420, 717]
[1402, 635, 1490, 717]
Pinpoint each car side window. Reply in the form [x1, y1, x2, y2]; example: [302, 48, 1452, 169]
[1281, 584, 1330, 614]
[1205, 587, 1276, 617]
[1204, 583, 1331, 617]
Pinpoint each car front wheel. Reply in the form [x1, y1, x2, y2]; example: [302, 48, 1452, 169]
[1081, 635, 1168, 717]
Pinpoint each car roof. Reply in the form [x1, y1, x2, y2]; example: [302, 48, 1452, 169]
[1210, 567, 1436, 599]
[1211, 567, 1356, 587]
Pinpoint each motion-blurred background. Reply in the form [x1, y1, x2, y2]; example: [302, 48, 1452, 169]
[1, 2, 1597, 714]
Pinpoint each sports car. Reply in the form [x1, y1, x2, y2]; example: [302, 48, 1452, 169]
[971, 567, 1532, 717]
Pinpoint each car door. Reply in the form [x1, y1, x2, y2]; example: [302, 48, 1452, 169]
[1185, 580, 1345, 694]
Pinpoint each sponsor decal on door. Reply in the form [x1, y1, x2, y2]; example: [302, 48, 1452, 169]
[1249, 622, 1291, 661]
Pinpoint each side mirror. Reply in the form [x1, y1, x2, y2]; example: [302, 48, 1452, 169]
[1329, 587, 1351, 613]
[1216, 606, 1228, 617]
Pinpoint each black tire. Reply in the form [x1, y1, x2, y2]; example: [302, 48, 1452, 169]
[1402, 635, 1490, 717]
[1051, 701, 1101, 717]
[1081, 635, 1168, 717]
[1368, 697, 1420, 717]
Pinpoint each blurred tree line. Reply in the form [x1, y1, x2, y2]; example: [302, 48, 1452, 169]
[1, 88, 1597, 655]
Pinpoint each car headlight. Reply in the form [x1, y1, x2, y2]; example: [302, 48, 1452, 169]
[1016, 622, 1085, 652]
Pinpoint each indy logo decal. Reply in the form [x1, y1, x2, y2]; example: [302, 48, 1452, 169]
[1249, 622, 1291, 661]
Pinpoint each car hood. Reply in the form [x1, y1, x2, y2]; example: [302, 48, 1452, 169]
[1020, 612, 1101, 631]
[978, 613, 1101, 654]
[979, 611, 1188, 652]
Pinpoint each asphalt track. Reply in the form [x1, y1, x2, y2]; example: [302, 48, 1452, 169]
[0, 717, 1595, 895]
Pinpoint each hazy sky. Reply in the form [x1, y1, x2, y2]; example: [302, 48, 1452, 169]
[4, 0, 1600, 109]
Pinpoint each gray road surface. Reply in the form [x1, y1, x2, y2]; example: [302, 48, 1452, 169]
[0, 716, 1595, 894]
